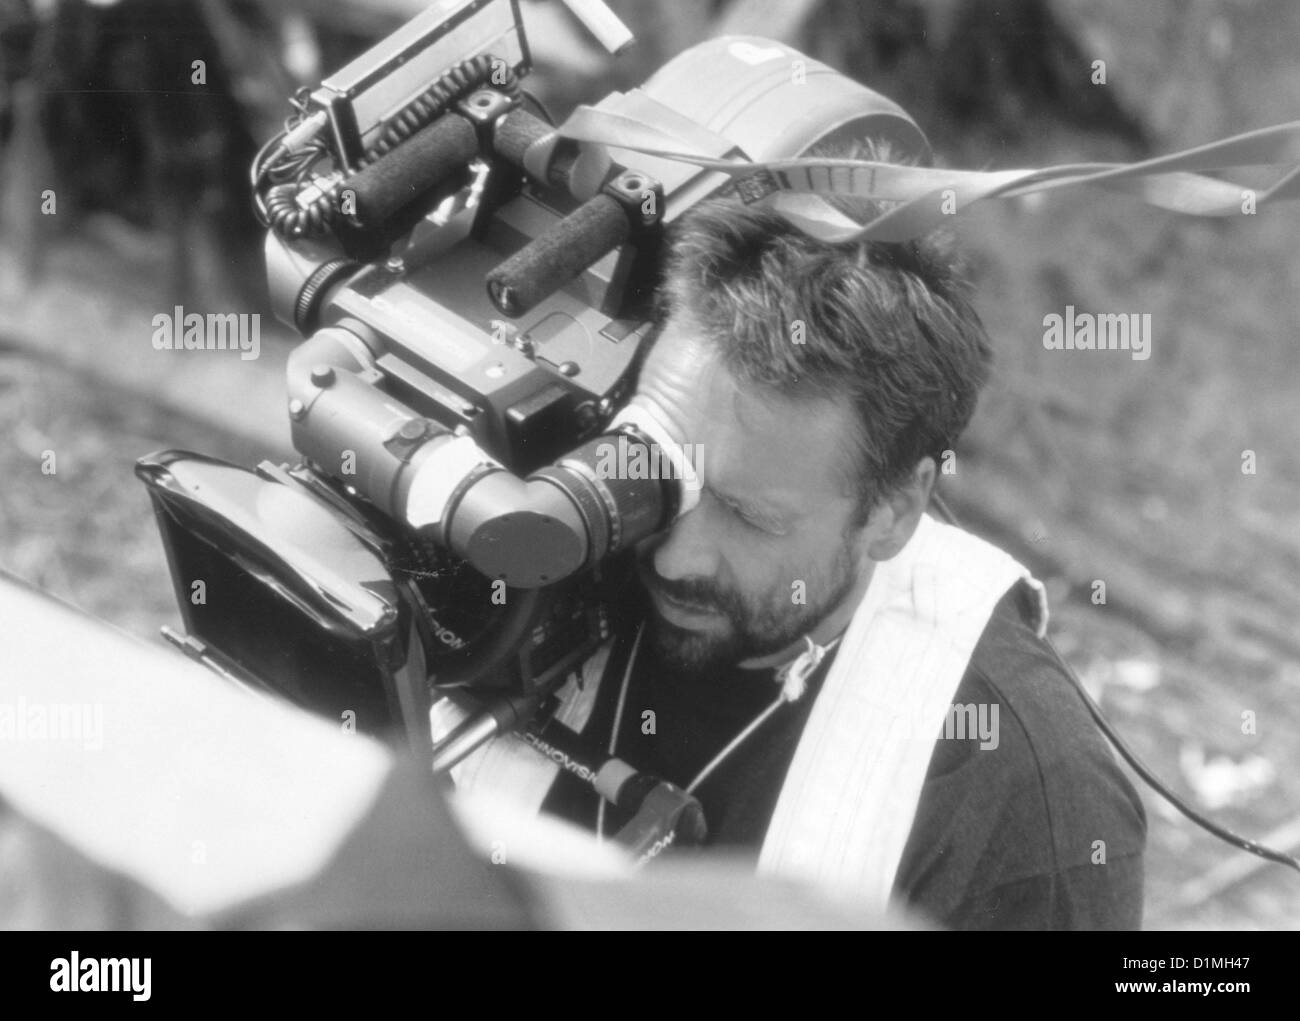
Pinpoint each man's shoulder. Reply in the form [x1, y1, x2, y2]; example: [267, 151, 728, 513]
[954, 586, 1140, 808]
[895, 583, 1148, 929]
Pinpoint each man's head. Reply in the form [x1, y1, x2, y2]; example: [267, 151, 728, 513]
[632, 176, 992, 677]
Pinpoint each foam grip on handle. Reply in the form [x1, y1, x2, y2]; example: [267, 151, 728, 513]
[342, 114, 478, 230]
[494, 108, 554, 170]
[486, 194, 630, 317]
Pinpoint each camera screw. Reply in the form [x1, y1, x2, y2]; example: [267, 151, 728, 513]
[397, 419, 428, 442]
[288, 399, 306, 421]
[607, 169, 663, 228]
[385, 255, 405, 274]
[493, 322, 536, 358]
[459, 88, 515, 126]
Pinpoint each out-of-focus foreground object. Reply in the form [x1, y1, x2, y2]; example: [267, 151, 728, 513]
[0, 573, 917, 929]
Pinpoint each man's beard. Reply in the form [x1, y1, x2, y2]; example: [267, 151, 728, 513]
[635, 537, 861, 680]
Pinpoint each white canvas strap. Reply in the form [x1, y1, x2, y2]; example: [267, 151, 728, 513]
[757, 513, 1044, 908]
[558, 102, 1300, 243]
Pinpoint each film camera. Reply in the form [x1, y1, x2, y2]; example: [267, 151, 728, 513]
[137, 0, 929, 761]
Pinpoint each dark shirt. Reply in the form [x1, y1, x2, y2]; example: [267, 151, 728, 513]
[541, 582, 1147, 930]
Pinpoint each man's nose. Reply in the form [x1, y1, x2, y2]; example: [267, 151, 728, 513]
[652, 501, 720, 583]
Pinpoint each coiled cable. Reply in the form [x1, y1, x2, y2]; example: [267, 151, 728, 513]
[254, 54, 520, 239]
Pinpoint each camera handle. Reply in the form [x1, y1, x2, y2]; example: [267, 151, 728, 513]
[484, 103, 665, 318]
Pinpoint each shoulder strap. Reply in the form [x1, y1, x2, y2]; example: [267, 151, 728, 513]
[559, 105, 1300, 242]
[757, 514, 1042, 908]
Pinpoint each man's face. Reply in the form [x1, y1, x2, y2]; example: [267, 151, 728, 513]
[631, 312, 872, 677]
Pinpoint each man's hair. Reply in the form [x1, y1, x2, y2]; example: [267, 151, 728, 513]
[658, 140, 992, 524]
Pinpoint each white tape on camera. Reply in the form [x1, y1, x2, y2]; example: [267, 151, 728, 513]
[404, 433, 502, 531]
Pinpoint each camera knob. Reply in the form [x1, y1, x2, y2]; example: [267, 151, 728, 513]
[309, 365, 336, 387]
[397, 419, 428, 442]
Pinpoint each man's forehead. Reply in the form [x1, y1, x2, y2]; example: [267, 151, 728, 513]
[636, 314, 857, 511]
[639, 316, 737, 424]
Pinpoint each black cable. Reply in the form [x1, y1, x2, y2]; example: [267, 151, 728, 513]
[928, 490, 1300, 875]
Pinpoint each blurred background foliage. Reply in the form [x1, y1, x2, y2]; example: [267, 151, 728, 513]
[1, 0, 1298, 928]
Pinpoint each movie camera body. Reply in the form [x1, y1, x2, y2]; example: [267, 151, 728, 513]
[136, 0, 928, 754]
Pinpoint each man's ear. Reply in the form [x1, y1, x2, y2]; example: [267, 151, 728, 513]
[863, 456, 937, 561]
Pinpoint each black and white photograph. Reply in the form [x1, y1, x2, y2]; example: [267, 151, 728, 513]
[0, 0, 1297, 961]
